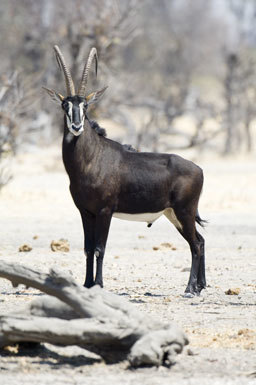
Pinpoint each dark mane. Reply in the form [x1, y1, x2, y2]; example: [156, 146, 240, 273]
[88, 119, 137, 152]
[89, 119, 107, 137]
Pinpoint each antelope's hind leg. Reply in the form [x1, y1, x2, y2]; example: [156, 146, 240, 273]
[164, 208, 205, 296]
[196, 230, 206, 292]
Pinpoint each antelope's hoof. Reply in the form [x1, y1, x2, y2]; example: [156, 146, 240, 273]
[197, 283, 206, 293]
[184, 286, 201, 298]
[84, 280, 95, 288]
[183, 292, 196, 298]
[94, 281, 103, 288]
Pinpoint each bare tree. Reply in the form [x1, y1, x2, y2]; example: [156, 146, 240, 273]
[0, 70, 41, 189]
[240, 58, 256, 152]
[0, 0, 256, 155]
[0, 72, 19, 189]
[219, 0, 256, 154]
[222, 53, 240, 154]
[221, 50, 256, 154]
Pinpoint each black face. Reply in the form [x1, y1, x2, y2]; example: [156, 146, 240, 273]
[62, 96, 88, 136]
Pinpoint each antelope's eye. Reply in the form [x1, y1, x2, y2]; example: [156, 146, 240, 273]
[62, 101, 68, 110]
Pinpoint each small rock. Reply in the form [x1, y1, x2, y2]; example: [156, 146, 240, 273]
[225, 288, 240, 295]
[19, 244, 32, 252]
[50, 239, 70, 252]
[153, 246, 159, 251]
[181, 267, 190, 272]
[238, 328, 255, 336]
[161, 242, 173, 248]
[33, 235, 38, 240]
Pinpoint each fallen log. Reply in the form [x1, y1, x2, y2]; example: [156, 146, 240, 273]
[0, 261, 188, 366]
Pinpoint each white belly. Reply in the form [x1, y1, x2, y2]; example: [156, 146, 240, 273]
[113, 211, 164, 224]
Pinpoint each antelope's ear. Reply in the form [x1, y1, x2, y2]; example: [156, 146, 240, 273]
[86, 86, 108, 105]
[42, 87, 64, 104]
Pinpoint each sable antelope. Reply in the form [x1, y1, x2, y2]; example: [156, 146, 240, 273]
[44, 45, 206, 297]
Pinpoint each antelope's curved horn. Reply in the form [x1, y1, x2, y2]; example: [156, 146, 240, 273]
[53, 45, 75, 96]
[78, 47, 98, 97]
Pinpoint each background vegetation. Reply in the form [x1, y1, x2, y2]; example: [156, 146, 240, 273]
[0, 0, 256, 187]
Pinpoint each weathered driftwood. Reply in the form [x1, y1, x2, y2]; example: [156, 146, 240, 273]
[0, 261, 188, 366]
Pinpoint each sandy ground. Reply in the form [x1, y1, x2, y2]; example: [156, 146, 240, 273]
[0, 142, 255, 384]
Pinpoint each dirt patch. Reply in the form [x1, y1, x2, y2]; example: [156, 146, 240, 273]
[187, 328, 256, 350]
[0, 146, 255, 384]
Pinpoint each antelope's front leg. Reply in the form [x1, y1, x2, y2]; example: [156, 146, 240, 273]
[94, 209, 112, 288]
[81, 211, 96, 288]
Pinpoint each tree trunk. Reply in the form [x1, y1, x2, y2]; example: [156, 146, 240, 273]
[245, 120, 252, 152]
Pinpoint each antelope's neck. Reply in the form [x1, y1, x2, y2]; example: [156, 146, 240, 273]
[62, 117, 98, 179]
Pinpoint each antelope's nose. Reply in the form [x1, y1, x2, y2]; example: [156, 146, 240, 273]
[73, 108, 81, 126]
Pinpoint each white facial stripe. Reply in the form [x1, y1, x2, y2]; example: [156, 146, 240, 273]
[66, 115, 71, 129]
[79, 102, 84, 123]
[67, 101, 73, 124]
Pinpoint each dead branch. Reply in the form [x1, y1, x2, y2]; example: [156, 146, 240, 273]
[0, 261, 188, 367]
